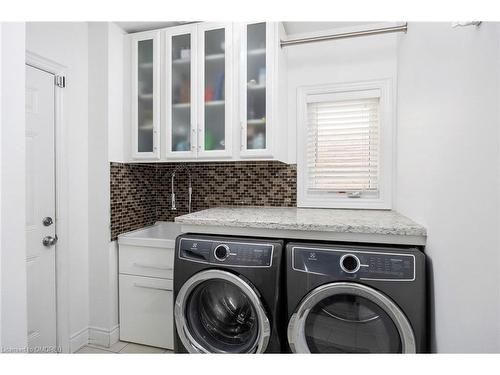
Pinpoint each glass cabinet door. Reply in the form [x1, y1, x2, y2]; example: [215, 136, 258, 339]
[198, 23, 233, 157]
[132, 32, 160, 159]
[245, 23, 267, 151]
[240, 22, 271, 156]
[166, 26, 197, 158]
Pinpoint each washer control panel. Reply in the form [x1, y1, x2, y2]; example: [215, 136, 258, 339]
[179, 238, 274, 267]
[292, 246, 415, 281]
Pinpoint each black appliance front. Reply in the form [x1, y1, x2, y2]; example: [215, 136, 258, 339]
[286, 243, 426, 354]
[174, 235, 284, 353]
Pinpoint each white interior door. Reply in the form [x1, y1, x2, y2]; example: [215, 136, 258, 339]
[25, 65, 57, 351]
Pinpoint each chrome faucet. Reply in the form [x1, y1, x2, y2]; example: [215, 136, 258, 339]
[170, 165, 192, 213]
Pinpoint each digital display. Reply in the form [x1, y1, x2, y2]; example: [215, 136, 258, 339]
[292, 247, 415, 281]
[179, 238, 273, 267]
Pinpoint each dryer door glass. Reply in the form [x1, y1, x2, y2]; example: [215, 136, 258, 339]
[304, 294, 402, 353]
[185, 279, 260, 353]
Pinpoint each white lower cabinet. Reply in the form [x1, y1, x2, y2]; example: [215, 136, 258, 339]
[118, 222, 181, 350]
[119, 274, 174, 350]
[119, 245, 174, 280]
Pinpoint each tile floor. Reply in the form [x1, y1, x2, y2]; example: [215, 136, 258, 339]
[76, 341, 174, 354]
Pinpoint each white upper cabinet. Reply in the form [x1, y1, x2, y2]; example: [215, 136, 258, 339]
[237, 22, 288, 162]
[196, 22, 233, 159]
[164, 24, 198, 159]
[131, 31, 161, 160]
[238, 22, 273, 158]
[128, 22, 288, 163]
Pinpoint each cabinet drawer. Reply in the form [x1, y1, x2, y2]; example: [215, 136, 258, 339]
[119, 244, 174, 279]
[119, 274, 173, 350]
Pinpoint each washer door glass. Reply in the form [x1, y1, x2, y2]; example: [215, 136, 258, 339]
[304, 293, 402, 353]
[185, 279, 260, 353]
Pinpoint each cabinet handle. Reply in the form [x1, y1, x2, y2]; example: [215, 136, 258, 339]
[133, 262, 173, 271]
[133, 283, 171, 292]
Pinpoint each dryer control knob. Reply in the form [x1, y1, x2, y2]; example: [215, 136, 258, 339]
[214, 244, 230, 261]
[340, 254, 361, 273]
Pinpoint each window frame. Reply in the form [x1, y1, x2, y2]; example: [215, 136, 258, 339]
[297, 79, 395, 209]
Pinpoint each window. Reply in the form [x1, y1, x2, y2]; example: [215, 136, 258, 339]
[297, 80, 394, 209]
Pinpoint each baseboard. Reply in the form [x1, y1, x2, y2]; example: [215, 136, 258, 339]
[88, 325, 120, 348]
[69, 327, 89, 353]
[110, 325, 120, 346]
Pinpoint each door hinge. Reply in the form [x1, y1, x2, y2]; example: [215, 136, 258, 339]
[55, 75, 66, 88]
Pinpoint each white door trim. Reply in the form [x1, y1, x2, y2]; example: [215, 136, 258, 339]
[25, 51, 70, 353]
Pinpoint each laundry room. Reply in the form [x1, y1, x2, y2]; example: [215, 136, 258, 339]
[1, 0, 500, 373]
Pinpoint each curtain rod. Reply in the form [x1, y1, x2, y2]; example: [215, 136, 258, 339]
[280, 23, 408, 48]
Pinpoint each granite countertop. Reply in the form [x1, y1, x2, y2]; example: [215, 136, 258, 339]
[175, 206, 426, 238]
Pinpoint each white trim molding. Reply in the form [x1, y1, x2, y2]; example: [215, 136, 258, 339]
[0, 24, 3, 350]
[25, 51, 71, 353]
[70, 325, 120, 353]
[88, 325, 120, 348]
[69, 327, 89, 353]
[296, 78, 395, 209]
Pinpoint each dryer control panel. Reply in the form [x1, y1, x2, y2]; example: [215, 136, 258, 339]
[292, 246, 415, 281]
[179, 238, 274, 267]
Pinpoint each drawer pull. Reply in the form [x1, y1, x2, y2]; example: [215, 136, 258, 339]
[133, 283, 171, 292]
[133, 262, 173, 271]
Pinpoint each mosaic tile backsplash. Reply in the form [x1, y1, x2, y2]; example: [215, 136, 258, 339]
[110, 161, 297, 240]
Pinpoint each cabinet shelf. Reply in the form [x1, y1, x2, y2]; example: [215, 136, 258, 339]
[247, 48, 266, 56]
[139, 93, 154, 100]
[172, 53, 225, 65]
[172, 100, 225, 109]
[247, 84, 266, 90]
[205, 100, 225, 107]
[204, 53, 225, 61]
[247, 119, 266, 125]
[139, 62, 153, 69]
[172, 58, 190, 65]
[139, 123, 154, 131]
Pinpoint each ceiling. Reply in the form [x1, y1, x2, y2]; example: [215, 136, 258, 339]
[115, 22, 188, 33]
[115, 21, 375, 35]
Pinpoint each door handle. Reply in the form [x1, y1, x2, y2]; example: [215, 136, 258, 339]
[42, 235, 58, 247]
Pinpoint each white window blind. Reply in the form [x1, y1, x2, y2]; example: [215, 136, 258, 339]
[306, 91, 380, 195]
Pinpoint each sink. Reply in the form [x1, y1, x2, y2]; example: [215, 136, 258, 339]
[118, 221, 183, 248]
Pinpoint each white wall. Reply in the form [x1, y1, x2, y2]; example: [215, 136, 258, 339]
[286, 24, 398, 165]
[26, 22, 90, 352]
[25, 21, 123, 352]
[0, 23, 3, 350]
[88, 22, 121, 347]
[287, 22, 500, 352]
[106, 24, 125, 335]
[0, 22, 28, 351]
[396, 22, 500, 352]
[108, 23, 127, 163]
